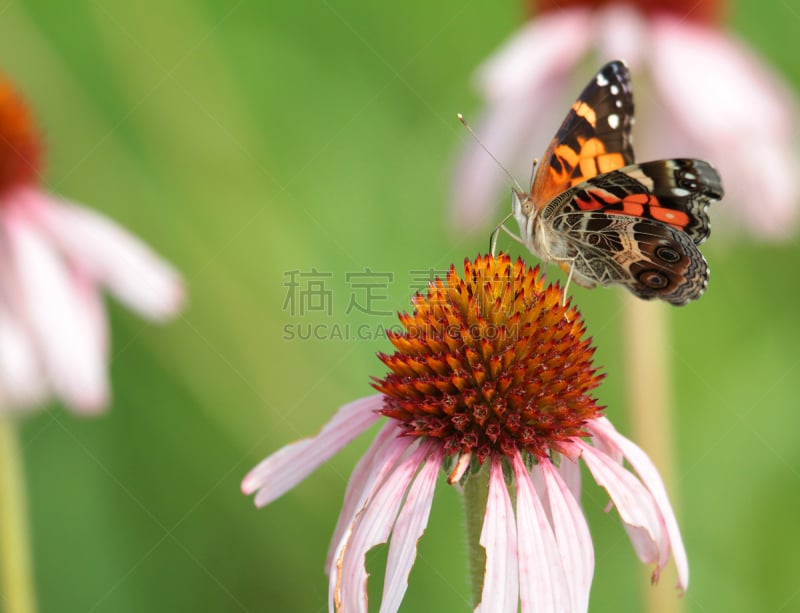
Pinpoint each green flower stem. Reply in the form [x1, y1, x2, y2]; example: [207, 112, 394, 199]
[623, 294, 683, 613]
[462, 460, 490, 608]
[0, 415, 37, 613]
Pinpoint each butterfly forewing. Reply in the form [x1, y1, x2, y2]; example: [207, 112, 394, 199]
[530, 60, 635, 206]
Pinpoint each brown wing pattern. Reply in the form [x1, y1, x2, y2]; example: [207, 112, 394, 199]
[550, 211, 709, 305]
[530, 60, 635, 207]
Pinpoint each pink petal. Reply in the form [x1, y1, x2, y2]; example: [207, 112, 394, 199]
[511, 451, 570, 613]
[578, 442, 669, 574]
[721, 140, 800, 238]
[541, 458, 593, 612]
[379, 447, 443, 613]
[327, 431, 414, 609]
[651, 18, 794, 140]
[334, 442, 431, 613]
[2, 207, 109, 412]
[0, 301, 46, 409]
[557, 455, 582, 502]
[588, 417, 689, 590]
[594, 5, 647, 70]
[24, 190, 184, 321]
[475, 10, 593, 101]
[475, 458, 518, 613]
[650, 17, 800, 239]
[326, 422, 410, 573]
[241, 395, 382, 506]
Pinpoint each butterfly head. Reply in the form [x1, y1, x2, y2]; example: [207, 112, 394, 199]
[511, 187, 539, 249]
[511, 188, 535, 217]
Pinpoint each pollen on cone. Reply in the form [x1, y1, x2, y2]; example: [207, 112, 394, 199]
[372, 254, 604, 463]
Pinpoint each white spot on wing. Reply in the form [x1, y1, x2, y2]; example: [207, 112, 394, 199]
[596, 73, 609, 86]
[615, 99, 623, 108]
[610, 84, 620, 95]
[672, 188, 690, 197]
[683, 172, 696, 180]
[608, 114, 620, 129]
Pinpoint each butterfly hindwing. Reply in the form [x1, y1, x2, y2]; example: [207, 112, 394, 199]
[549, 210, 709, 305]
[545, 159, 723, 243]
[530, 60, 635, 206]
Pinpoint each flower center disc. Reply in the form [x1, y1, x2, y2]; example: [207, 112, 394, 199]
[0, 79, 41, 197]
[373, 254, 604, 463]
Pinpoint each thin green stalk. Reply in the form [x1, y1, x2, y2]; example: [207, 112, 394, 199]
[462, 461, 490, 608]
[623, 294, 683, 613]
[0, 415, 37, 613]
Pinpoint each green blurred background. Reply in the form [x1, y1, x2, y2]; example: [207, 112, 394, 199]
[2, 0, 799, 611]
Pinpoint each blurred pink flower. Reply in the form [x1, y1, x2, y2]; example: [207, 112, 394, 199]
[0, 77, 184, 414]
[243, 255, 687, 612]
[452, 0, 800, 239]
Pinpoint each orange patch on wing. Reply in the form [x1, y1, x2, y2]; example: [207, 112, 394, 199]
[606, 201, 645, 217]
[578, 158, 598, 182]
[575, 195, 603, 211]
[597, 152, 626, 173]
[553, 144, 579, 169]
[579, 138, 606, 158]
[572, 101, 597, 127]
[623, 193, 653, 206]
[650, 206, 690, 229]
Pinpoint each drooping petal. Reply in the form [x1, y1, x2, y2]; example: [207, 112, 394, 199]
[541, 458, 593, 613]
[557, 454, 583, 502]
[0, 300, 46, 409]
[2, 207, 109, 412]
[650, 16, 800, 238]
[578, 442, 669, 576]
[379, 447, 443, 613]
[511, 451, 570, 613]
[334, 442, 431, 613]
[475, 457, 518, 613]
[242, 395, 382, 506]
[475, 9, 593, 101]
[722, 139, 800, 238]
[326, 422, 406, 573]
[23, 190, 185, 320]
[594, 5, 648, 70]
[588, 417, 688, 590]
[327, 430, 414, 609]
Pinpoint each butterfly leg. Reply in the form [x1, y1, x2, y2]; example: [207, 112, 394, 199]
[561, 261, 576, 308]
[490, 212, 523, 256]
[536, 222, 577, 308]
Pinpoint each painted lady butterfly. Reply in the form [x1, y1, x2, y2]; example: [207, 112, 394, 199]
[495, 60, 723, 305]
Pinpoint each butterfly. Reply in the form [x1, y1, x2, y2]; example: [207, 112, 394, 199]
[492, 60, 723, 305]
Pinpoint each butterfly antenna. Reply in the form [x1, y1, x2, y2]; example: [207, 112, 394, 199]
[457, 113, 524, 192]
[528, 158, 538, 191]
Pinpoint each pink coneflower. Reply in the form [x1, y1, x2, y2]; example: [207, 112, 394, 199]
[452, 0, 799, 239]
[243, 254, 687, 612]
[0, 75, 183, 413]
